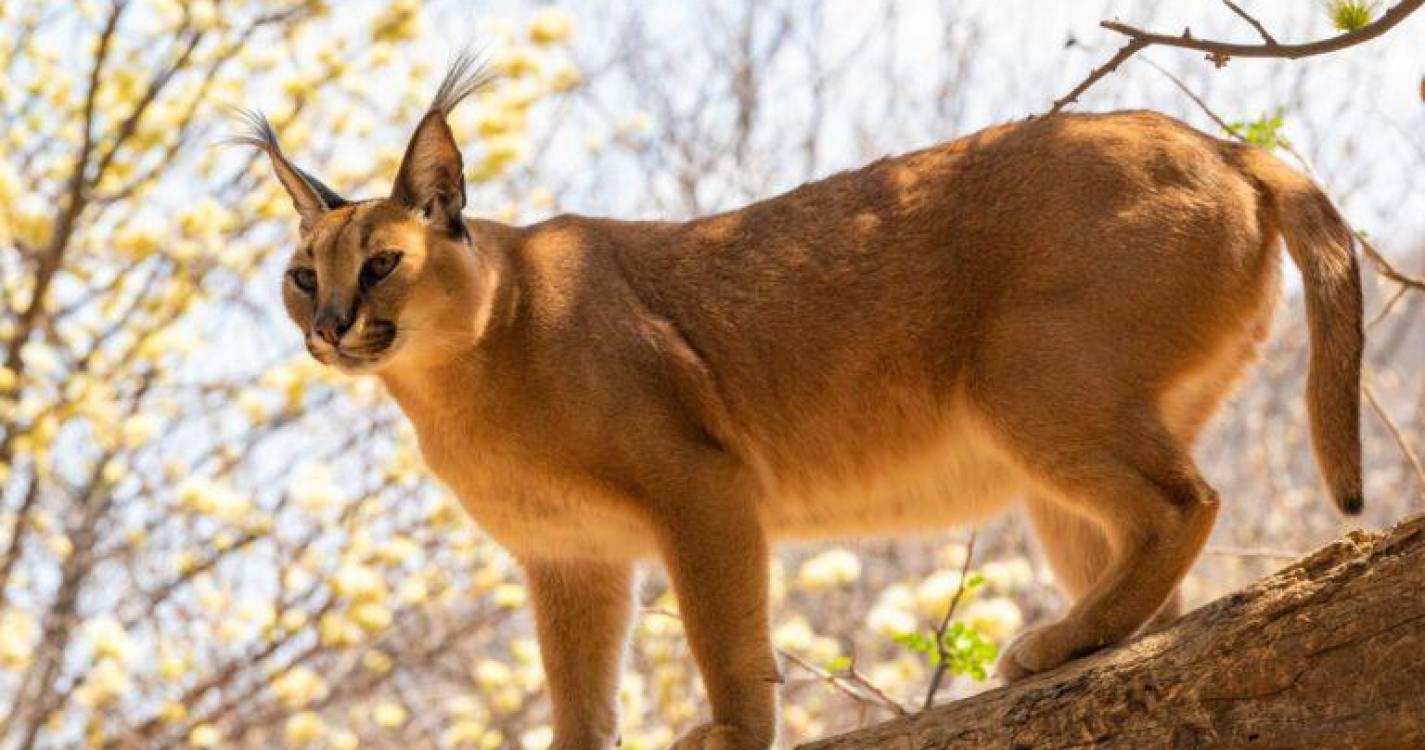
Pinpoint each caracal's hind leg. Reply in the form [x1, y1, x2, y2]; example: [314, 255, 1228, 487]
[969, 327, 1219, 681]
[1026, 493, 1184, 635]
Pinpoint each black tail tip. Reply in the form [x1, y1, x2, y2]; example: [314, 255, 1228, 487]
[1338, 493, 1365, 516]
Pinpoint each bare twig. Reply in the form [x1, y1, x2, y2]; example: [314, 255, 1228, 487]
[1364, 382, 1425, 498]
[1102, 0, 1423, 60]
[1048, 39, 1147, 114]
[1051, 0, 1425, 113]
[643, 606, 911, 718]
[1219, 0, 1279, 46]
[781, 649, 910, 719]
[922, 531, 977, 710]
[1367, 285, 1410, 330]
[1358, 232, 1425, 293]
[1140, 57, 1239, 136]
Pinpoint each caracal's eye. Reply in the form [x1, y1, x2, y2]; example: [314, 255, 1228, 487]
[361, 250, 402, 286]
[289, 267, 317, 294]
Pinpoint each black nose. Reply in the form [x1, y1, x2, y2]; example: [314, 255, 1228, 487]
[313, 308, 352, 346]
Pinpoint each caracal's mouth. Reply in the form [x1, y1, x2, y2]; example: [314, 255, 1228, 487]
[307, 323, 401, 374]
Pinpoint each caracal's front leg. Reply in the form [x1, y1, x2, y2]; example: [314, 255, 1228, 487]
[526, 560, 636, 750]
[657, 487, 780, 750]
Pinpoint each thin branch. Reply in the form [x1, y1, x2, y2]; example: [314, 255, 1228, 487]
[1364, 382, 1425, 498]
[1050, 0, 1425, 113]
[1102, 0, 1424, 60]
[922, 531, 976, 710]
[643, 606, 912, 718]
[1219, 0, 1279, 45]
[1048, 38, 1147, 114]
[1139, 57, 1239, 136]
[1367, 284, 1409, 330]
[781, 649, 910, 719]
[1357, 232, 1425, 293]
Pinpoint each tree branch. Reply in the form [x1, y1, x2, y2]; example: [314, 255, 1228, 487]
[1102, 0, 1424, 61]
[800, 513, 1425, 749]
[1050, 0, 1425, 113]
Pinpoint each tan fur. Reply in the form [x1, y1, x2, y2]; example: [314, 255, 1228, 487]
[246, 61, 1364, 750]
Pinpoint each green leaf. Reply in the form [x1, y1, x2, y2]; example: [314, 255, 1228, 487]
[1225, 108, 1291, 152]
[891, 621, 1000, 681]
[1327, 0, 1376, 32]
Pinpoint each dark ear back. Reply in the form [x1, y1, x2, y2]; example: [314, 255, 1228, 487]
[227, 110, 348, 234]
[391, 112, 467, 233]
[391, 52, 493, 236]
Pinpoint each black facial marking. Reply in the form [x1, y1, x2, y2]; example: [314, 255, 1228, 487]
[365, 320, 397, 351]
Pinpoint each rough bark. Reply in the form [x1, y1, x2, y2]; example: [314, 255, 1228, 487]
[800, 514, 1425, 750]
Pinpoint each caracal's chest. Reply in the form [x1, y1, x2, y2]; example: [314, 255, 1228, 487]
[412, 419, 658, 561]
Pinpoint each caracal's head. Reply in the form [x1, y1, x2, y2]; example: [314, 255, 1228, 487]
[232, 54, 495, 376]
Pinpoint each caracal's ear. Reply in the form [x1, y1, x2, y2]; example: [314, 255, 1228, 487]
[391, 51, 493, 237]
[227, 109, 349, 234]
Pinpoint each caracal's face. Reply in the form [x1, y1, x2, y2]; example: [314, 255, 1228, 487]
[281, 200, 480, 375]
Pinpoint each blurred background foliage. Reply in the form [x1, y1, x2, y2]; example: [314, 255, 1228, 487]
[0, 1, 1421, 748]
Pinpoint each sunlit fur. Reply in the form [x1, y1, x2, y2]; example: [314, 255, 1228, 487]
[242, 57, 1364, 750]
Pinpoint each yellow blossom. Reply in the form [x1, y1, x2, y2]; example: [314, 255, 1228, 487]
[188, 724, 223, 748]
[361, 649, 393, 674]
[159, 701, 187, 724]
[318, 611, 362, 647]
[290, 462, 342, 512]
[176, 476, 251, 521]
[84, 616, 133, 663]
[397, 576, 428, 604]
[492, 583, 527, 609]
[520, 726, 554, 750]
[915, 569, 972, 617]
[962, 596, 1024, 640]
[272, 666, 329, 709]
[377, 535, 419, 565]
[0, 609, 40, 669]
[330, 562, 386, 602]
[528, 8, 575, 44]
[797, 547, 862, 590]
[351, 602, 393, 633]
[284, 711, 325, 746]
[445, 719, 486, 747]
[772, 618, 815, 652]
[158, 652, 188, 680]
[547, 62, 582, 92]
[372, 702, 408, 729]
[75, 659, 130, 707]
[474, 659, 513, 689]
[494, 46, 542, 78]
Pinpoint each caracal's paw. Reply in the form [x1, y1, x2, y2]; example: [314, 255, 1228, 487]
[997, 622, 1103, 683]
[669, 723, 770, 750]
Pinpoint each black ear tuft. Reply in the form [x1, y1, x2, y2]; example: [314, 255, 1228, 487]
[224, 109, 349, 231]
[430, 48, 496, 117]
[391, 49, 496, 238]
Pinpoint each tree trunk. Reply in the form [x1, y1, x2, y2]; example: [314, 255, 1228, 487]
[799, 513, 1425, 750]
